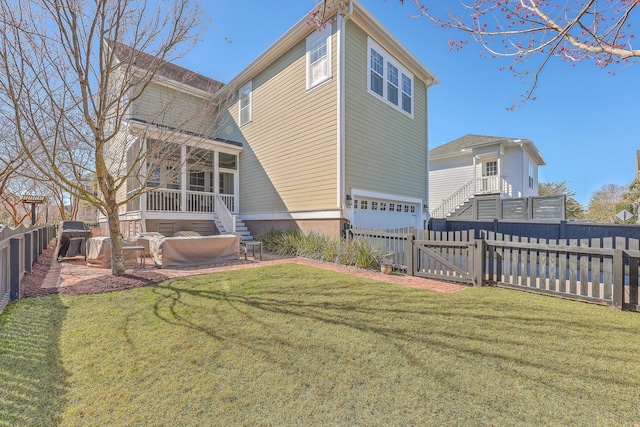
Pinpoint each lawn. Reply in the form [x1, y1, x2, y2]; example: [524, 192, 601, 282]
[1, 263, 640, 426]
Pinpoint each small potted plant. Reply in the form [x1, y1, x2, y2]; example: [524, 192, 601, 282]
[380, 253, 394, 274]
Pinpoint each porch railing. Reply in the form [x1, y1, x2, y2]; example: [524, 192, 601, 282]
[187, 191, 214, 213]
[214, 193, 236, 234]
[142, 189, 235, 214]
[146, 189, 181, 212]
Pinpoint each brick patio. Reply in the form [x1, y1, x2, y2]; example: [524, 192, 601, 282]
[46, 252, 468, 294]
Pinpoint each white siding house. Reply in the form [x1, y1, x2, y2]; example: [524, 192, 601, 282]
[429, 134, 545, 218]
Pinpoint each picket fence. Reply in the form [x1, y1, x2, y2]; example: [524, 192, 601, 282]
[348, 226, 640, 312]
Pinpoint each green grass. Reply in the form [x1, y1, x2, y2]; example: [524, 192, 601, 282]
[2, 264, 640, 426]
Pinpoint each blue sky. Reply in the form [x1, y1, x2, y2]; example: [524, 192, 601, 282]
[176, 0, 640, 206]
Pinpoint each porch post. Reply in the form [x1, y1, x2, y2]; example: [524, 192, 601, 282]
[181, 145, 188, 212]
[213, 151, 220, 194]
[140, 141, 147, 212]
[233, 170, 239, 214]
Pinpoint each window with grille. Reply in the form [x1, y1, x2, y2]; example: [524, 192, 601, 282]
[367, 38, 414, 117]
[239, 81, 252, 126]
[307, 26, 332, 89]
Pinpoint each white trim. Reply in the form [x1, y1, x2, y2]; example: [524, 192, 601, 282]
[366, 38, 414, 118]
[238, 81, 252, 127]
[337, 14, 346, 211]
[144, 211, 220, 221]
[306, 25, 332, 90]
[349, 188, 423, 205]
[241, 210, 343, 221]
[128, 121, 243, 153]
[120, 212, 143, 221]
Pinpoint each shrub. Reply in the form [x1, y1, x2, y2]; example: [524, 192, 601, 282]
[257, 228, 384, 270]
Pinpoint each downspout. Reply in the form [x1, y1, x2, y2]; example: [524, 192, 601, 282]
[338, 1, 353, 220]
[424, 83, 429, 229]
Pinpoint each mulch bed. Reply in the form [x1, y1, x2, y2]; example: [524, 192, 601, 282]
[21, 245, 170, 298]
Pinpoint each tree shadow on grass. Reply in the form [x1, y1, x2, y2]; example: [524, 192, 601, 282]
[150, 266, 640, 409]
[0, 293, 69, 425]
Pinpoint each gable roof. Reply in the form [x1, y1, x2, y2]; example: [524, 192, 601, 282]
[430, 134, 545, 165]
[107, 40, 224, 94]
[214, 0, 438, 99]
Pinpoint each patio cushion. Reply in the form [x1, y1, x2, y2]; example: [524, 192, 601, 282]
[135, 232, 165, 255]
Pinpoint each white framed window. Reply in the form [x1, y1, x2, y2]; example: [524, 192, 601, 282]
[528, 163, 534, 188]
[370, 49, 384, 96]
[402, 75, 412, 114]
[387, 63, 398, 105]
[367, 38, 414, 117]
[306, 26, 332, 90]
[239, 81, 252, 127]
[484, 161, 497, 177]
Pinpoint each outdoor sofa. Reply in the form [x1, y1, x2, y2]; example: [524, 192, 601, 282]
[149, 234, 240, 268]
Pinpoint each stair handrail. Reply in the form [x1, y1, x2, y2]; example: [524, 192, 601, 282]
[431, 178, 477, 218]
[214, 193, 236, 233]
[431, 176, 511, 218]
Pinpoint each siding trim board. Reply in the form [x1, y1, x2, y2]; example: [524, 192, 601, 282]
[241, 210, 344, 221]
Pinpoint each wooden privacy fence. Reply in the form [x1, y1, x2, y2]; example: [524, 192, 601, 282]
[0, 224, 56, 313]
[482, 232, 639, 311]
[348, 226, 640, 312]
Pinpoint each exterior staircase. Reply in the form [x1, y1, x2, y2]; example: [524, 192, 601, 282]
[213, 213, 254, 242]
[431, 176, 507, 218]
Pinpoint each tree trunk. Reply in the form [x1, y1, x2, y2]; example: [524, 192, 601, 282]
[104, 193, 126, 276]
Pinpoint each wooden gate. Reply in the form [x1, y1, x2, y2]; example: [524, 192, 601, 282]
[410, 230, 481, 285]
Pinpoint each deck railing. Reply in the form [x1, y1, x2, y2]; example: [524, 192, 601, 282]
[146, 189, 181, 212]
[431, 176, 507, 218]
[142, 189, 235, 214]
[187, 191, 214, 213]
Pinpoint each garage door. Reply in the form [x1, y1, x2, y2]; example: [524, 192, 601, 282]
[352, 197, 418, 228]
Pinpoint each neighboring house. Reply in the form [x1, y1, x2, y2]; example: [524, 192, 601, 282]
[429, 134, 545, 219]
[106, 0, 438, 239]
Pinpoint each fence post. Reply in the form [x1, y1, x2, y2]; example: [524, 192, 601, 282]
[10, 238, 20, 301]
[559, 220, 567, 240]
[612, 249, 624, 309]
[42, 226, 48, 250]
[32, 230, 39, 263]
[404, 234, 414, 276]
[473, 238, 485, 286]
[24, 233, 32, 273]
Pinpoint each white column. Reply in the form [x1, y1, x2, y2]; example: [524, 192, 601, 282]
[213, 151, 220, 194]
[181, 145, 187, 212]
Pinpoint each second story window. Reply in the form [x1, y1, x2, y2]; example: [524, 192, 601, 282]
[484, 161, 497, 177]
[529, 163, 535, 188]
[239, 81, 252, 127]
[306, 26, 332, 90]
[402, 75, 412, 114]
[370, 49, 384, 96]
[387, 63, 398, 105]
[367, 38, 414, 117]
